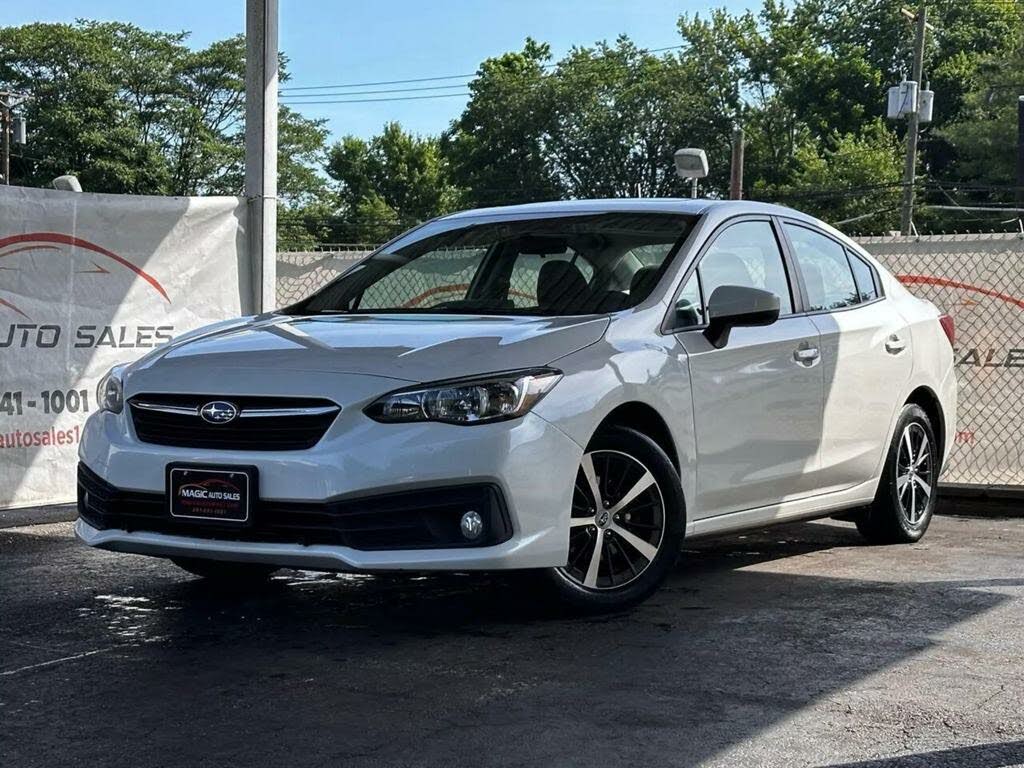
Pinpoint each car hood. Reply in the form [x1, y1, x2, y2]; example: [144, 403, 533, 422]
[128, 313, 609, 386]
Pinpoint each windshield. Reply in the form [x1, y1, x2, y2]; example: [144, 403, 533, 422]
[290, 212, 697, 317]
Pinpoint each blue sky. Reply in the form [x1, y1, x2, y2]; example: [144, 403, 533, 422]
[14, 1, 753, 141]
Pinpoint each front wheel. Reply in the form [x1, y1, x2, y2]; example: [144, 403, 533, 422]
[856, 404, 939, 544]
[541, 426, 685, 612]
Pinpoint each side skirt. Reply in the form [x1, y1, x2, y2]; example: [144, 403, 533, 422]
[685, 478, 878, 540]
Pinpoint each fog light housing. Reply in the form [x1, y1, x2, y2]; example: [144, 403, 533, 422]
[460, 510, 484, 540]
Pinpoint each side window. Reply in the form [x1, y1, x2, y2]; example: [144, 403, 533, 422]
[359, 247, 487, 309]
[507, 250, 594, 308]
[608, 243, 676, 294]
[698, 220, 793, 314]
[675, 271, 703, 327]
[673, 220, 793, 329]
[847, 250, 880, 302]
[784, 225, 859, 312]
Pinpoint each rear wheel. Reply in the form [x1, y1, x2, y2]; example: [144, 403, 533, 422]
[171, 557, 278, 582]
[542, 426, 684, 612]
[856, 404, 938, 544]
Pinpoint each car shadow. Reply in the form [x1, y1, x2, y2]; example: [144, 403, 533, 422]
[6, 518, 1014, 767]
[819, 739, 1024, 767]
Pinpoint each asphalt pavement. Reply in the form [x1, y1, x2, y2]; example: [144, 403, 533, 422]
[2, 510, 1023, 767]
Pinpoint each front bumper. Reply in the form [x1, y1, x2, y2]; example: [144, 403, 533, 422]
[77, 409, 583, 570]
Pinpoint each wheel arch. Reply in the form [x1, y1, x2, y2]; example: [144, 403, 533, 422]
[591, 401, 681, 474]
[905, 385, 945, 465]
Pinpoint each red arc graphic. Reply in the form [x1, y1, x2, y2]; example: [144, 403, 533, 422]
[0, 232, 170, 318]
[896, 274, 1024, 311]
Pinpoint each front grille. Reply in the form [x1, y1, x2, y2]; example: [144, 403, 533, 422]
[78, 464, 512, 551]
[128, 394, 340, 451]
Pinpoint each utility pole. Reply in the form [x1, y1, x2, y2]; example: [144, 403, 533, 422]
[729, 126, 745, 200]
[899, 2, 928, 235]
[244, 0, 279, 314]
[0, 91, 29, 186]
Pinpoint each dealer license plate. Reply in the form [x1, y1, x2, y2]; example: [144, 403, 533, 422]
[167, 465, 254, 523]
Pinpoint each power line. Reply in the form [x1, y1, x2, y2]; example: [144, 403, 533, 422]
[281, 92, 472, 105]
[282, 83, 471, 100]
[281, 72, 478, 93]
[279, 44, 685, 94]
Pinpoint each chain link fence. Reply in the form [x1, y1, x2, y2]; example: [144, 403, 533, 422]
[278, 232, 1024, 489]
[859, 233, 1024, 489]
[277, 250, 369, 307]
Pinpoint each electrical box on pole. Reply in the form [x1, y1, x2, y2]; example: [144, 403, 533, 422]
[887, 80, 919, 119]
[918, 87, 934, 124]
[888, 81, 934, 123]
[13, 116, 26, 145]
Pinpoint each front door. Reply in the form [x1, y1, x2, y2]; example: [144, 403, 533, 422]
[674, 219, 824, 519]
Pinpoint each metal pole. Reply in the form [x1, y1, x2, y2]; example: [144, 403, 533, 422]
[244, 0, 279, 314]
[1016, 96, 1024, 210]
[900, 1, 927, 236]
[691, 177, 698, 198]
[1, 100, 9, 186]
[729, 125, 745, 200]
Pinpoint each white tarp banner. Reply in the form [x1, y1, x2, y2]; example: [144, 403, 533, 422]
[0, 186, 249, 510]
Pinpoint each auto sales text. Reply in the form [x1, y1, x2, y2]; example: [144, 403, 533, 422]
[1, 323, 174, 349]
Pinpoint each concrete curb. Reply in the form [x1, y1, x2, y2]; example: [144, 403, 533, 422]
[0, 504, 77, 529]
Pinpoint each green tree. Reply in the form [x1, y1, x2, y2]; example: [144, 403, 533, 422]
[0, 21, 330, 227]
[758, 120, 904, 231]
[545, 38, 726, 197]
[447, 36, 737, 203]
[444, 39, 562, 206]
[0, 21, 180, 192]
[326, 122, 460, 241]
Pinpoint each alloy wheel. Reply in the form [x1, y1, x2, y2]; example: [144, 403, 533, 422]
[896, 422, 933, 525]
[556, 449, 666, 590]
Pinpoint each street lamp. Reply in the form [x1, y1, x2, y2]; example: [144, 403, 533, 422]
[674, 148, 709, 199]
[52, 175, 83, 192]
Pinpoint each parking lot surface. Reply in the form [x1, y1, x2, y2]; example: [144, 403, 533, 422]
[2, 512, 1023, 767]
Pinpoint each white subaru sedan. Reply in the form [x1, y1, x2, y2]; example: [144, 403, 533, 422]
[77, 200, 956, 610]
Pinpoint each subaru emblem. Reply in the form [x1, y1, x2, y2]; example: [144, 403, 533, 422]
[199, 401, 238, 424]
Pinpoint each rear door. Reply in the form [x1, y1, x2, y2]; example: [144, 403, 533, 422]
[780, 222, 913, 493]
[673, 218, 824, 519]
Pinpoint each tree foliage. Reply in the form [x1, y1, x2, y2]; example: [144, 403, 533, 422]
[0, 21, 327, 206]
[3, 2, 1024, 242]
[324, 122, 461, 242]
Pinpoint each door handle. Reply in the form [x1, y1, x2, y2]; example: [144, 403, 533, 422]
[885, 335, 906, 354]
[793, 346, 820, 365]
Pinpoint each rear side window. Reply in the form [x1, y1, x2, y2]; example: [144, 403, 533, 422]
[784, 224, 858, 312]
[847, 250, 880, 302]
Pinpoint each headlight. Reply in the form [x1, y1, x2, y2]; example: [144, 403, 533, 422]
[365, 368, 562, 425]
[96, 365, 126, 414]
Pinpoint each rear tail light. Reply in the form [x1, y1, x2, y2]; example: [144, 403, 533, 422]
[938, 314, 955, 347]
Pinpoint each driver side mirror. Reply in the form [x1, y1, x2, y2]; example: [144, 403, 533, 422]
[703, 285, 780, 349]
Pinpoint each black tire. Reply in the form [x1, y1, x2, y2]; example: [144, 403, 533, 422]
[856, 404, 939, 544]
[171, 557, 278, 582]
[540, 426, 685, 612]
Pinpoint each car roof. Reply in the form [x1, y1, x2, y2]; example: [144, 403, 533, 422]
[437, 198, 817, 223]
